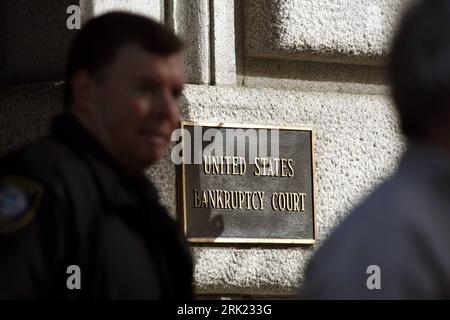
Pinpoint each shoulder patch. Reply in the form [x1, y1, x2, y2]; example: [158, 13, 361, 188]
[0, 176, 43, 234]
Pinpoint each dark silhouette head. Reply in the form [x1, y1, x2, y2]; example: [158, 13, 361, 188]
[390, 0, 450, 140]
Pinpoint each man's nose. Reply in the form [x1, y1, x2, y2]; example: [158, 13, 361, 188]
[154, 89, 180, 127]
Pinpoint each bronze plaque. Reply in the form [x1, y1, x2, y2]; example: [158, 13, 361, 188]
[176, 122, 316, 244]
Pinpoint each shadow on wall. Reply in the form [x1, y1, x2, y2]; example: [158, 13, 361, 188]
[0, 83, 64, 156]
[0, 0, 93, 84]
[0, 1, 96, 155]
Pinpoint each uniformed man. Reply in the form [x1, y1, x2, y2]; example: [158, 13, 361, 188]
[0, 12, 192, 299]
[300, 0, 450, 299]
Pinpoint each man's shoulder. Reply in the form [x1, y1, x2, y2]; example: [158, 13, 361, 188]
[303, 174, 450, 299]
[320, 172, 432, 252]
[0, 138, 75, 235]
[305, 176, 415, 270]
[0, 136, 97, 206]
[0, 136, 102, 235]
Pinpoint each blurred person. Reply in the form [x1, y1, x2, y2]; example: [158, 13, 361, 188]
[0, 12, 192, 299]
[300, 0, 450, 299]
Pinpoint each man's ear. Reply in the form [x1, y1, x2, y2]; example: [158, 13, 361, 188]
[71, 69, 96, 113]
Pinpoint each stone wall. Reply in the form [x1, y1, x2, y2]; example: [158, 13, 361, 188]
[0, 0, 412, 297]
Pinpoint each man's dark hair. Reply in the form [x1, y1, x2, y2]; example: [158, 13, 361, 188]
[390, 0, 450, 139]
[64, 12, 183, 107]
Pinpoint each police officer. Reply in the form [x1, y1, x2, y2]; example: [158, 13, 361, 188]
[300, 0, 450, 299]
[0, 12, 192, 299]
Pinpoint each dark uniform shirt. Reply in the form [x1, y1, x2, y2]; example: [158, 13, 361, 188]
[0, 114, 193, 299]
[300, 142, 450, 299]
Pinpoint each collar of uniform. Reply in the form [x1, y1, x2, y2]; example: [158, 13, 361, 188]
[50, 113, 155, 208]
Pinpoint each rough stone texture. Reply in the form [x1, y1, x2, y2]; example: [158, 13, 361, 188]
[244, 58, 389, 95]
[177, 85, 405, 295]
[0, 1, 163, 84]
[245, 0, 411, 65]
[80, 0, 163, 22]
[0, 82, 63, 155]
[211, 0, 237, 85]
[0, 1, 76, 83]
[168, 0, 210, 84]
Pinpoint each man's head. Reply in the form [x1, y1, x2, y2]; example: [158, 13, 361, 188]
[65, 12, 184, 174]
[390, 0, 450, 144]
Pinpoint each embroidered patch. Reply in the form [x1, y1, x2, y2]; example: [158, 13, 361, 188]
[0, 176, 43, 234]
